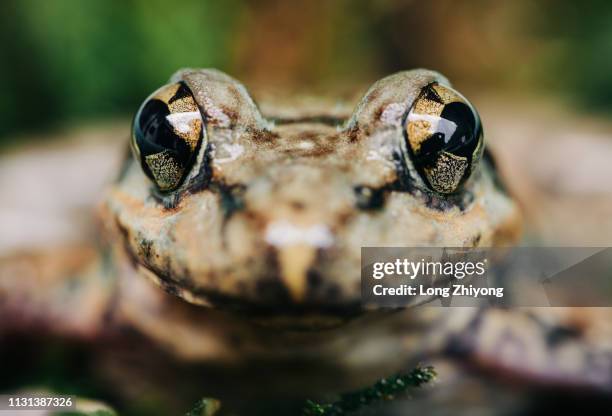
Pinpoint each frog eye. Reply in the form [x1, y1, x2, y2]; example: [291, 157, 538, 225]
[404, 83, 483, 194]
[131, 82, 204, 192]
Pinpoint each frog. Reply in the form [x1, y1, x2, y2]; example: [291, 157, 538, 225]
[1, 68, 611, 414]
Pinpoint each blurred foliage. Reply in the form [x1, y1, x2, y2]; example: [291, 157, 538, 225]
[0, 338, 176, 416]
[184, 398, 221, 416]
[530, 0, 612, 110]
[0, 0, 241, 141]
[1, 0, 611, 143]
[302, 366, 436, 416]
[57, 411, 116, 416]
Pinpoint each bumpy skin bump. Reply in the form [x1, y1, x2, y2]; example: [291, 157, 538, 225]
[106, 69, 521, 312]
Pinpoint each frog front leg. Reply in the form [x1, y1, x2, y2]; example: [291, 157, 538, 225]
[0, 243, 117, 338]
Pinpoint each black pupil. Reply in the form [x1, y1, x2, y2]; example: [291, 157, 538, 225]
[417, 101, 480, 165]
[133, 97, 193, 178]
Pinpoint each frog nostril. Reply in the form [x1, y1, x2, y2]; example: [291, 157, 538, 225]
[289, 200, 306, 211]
[354, 185, 386, 210]
[218, 184, 246, 218]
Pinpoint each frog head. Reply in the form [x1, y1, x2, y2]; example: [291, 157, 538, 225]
[105, 68, 521, 312]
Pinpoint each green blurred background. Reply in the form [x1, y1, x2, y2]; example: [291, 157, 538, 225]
[1, 0, 611, 144]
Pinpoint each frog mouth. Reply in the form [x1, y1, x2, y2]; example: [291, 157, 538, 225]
[128, 250, 363, 316]
[114, 215, 359, 319]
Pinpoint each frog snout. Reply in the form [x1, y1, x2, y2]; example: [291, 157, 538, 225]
[262, 219, 334, 302]
[236, 167, 356, 302]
